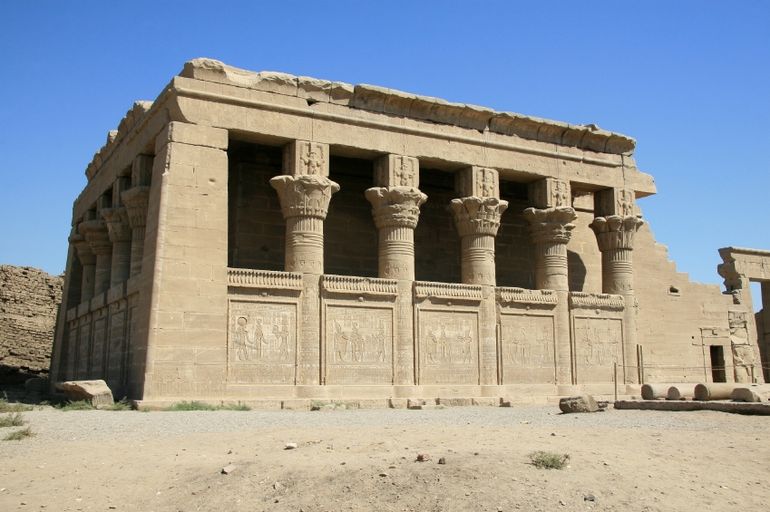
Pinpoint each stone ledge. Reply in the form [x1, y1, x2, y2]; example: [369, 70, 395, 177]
[227, 268, 303, 291]
[569, 292, 625, 310]
[321, 275, 398, 297]
[414, 281, 483, 301]
[497, 287, 558, 306]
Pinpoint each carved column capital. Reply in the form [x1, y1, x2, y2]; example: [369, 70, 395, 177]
[69, 230, 95, 265]
[590, 215, 644, 252]
[450, 196, 508, 237]
[79, 219, 112, 255]
[121, 186, 150, 228]
[523, 206, 577, 245]
[270, 174, 339, 219]
[101, 207, 131, 243]
[365, 187, 428, 229]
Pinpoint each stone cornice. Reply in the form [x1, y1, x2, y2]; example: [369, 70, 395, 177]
[569, 292, 625, 310]
[179, 58, 636, 155]
[321, 275, 398, 297]
[496, 287, 558, 306]
[413, 281, 483, 301]
[227, 268, 303, 290]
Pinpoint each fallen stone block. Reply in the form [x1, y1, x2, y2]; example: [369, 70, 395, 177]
[641, 383, 678, 400]
[55, 380, 114, 408]
[694, 383, 737, 401]
[666, 385, 695, 400]
[731, 386, 770, 403]
[559, 394, 600, 413]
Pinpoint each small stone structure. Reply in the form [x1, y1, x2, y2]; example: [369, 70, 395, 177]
[50, 59, 767, 406]
[0, 265, 62, 383]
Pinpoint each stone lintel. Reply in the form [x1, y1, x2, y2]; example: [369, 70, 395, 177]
[154, 121, 228, 154]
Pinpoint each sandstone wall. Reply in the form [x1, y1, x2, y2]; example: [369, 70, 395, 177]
[0, 265, 62, 383]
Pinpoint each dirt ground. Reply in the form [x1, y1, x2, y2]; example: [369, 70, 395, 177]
[0, 405, 768, 512]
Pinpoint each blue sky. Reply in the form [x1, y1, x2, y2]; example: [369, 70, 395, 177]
[0, 1, 767, 302]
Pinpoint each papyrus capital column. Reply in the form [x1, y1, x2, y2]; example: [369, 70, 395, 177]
[450, 197, 508, 285]
[70, 228, 95, 302]
[451, 166, 507, 286]
[121, 186, 150, 276]
[590, 215, 644, 295]
[365, 186, 427, 280]
[79, 219, 112, 296]
[523, 206, 577, 291]
[101, 207, 131, 287]
[270, 174, 339, 274]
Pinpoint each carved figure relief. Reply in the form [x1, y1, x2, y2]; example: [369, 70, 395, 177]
[573, 317, 622, 382]
[325, 306, 393, 385]
[419, 310, 478, 384]
[616, 189, 636, 217]
[500, 314, 555, 384]
[228, 301, 296, 384]
[729, 311, 756, 382]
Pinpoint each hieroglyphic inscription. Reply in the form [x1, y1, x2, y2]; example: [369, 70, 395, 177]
[228, 301, 296, 384]
[325, 306, 393, 385]
[419, 310, 478, 385]
[500, 314, 555, 384]
[574, 317, 622, 382]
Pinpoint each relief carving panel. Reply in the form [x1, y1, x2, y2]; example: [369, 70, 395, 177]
[325, 305, 393, 385]
[574, 317, 622, 382]
[419, 310, 479, 385]
[500, 314, 555, 384]
[228, 301, 297, 385]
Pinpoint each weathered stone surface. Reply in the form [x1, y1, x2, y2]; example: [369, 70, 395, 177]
[55, 379, 114, 408]
[559, 395, 600, 414]
[0, 265, 62, 383]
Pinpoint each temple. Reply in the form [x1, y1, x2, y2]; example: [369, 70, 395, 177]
[50, 58, 768, 406]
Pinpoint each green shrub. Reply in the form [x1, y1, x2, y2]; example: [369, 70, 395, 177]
[55, 400, 95, 411]
[0, 412, 25, 428]
[0, 399, 33, 413]
[165, 401, 250, 411]
[529, 451, 570, 470]
[3, 427, 34, 441]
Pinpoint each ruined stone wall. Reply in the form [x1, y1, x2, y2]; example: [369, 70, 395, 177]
[0, 265, 63, 383]
[633, 219, 738, 383]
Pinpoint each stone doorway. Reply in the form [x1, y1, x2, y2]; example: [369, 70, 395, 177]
[709, 345, 726, 383]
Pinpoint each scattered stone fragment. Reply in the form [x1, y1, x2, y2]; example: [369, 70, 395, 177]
[220, 464, 236, 475]
[584, 494, 596, 502]
[438, 457, 446, 465]
[284, 442, 298, 450]
[559, 395, 600, 414]
[379, 472, 388, 477]
[273, 481, 284, 491]
[416, 453, 431, 462]
[54, 380, 114, 408]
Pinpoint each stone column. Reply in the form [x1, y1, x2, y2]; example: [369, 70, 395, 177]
[79, 218, 112, 297]
[121, 186, 150, 276]
[102, 207, 132, 287]
[451, 166, 508, 387]
[70, 229, 96, 303]
[524, 178, 576, 388]
[591, 188, 644, 384]
[366, 154, 426, 385]
[271, 140, 338, 386]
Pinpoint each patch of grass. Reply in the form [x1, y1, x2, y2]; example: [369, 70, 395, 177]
[528, 451, 570, 470]
[55, 400, 95, 411]
[165, 401, 250, 411]
[106, 399, 133, 411]
[0, 399, 33, 413]
[3, 426, 34, 441]
[0, 412, 26, 428]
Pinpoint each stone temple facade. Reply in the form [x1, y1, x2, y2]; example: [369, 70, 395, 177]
[50, 58, 768, 406]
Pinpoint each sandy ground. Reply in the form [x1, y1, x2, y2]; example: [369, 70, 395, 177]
[0, 405, 768, 512]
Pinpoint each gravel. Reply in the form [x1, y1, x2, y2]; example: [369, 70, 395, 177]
[3, 405, 765, 445]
